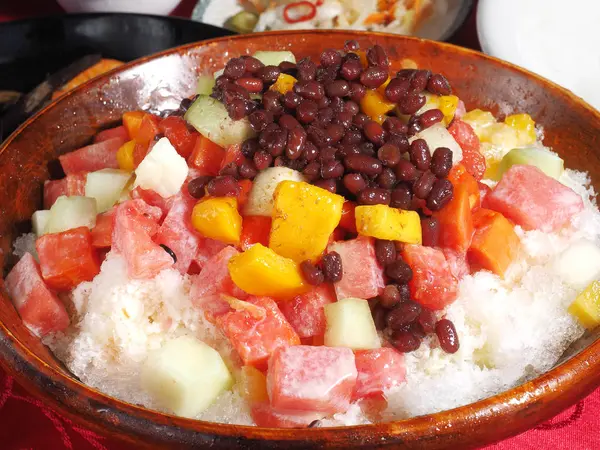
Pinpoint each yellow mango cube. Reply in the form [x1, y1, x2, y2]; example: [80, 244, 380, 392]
[376, 76, 392, 96]
[355, 205, 422, 244]
[117, 139, 136, 172]
[270, 73, 297, 95]
[462, 109, 496, 141]
[238, 366, 268, 403]
[228, 244, 308, 298]
[438, 95, 459, 126]
[568, 281, 600, 329]
[269, 181, 344, 262]
[505, 113, 536, 146]
[360, 90, 396, 124]
[191, 197, 242, 245]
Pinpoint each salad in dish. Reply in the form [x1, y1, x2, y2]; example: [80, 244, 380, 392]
[6, 41, 600, 428]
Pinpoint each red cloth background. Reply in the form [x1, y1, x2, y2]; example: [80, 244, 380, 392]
[0, 1, 599, 448]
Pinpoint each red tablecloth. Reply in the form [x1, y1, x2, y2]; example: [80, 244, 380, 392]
[1, 1, 599, 449]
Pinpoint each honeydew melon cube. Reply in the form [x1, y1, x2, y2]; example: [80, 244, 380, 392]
[244, 167, 305, 217]
[45, 196, 97, 234]
[85, 169, 132, 213]
[252, 51, 296, 66]
[497, 147, 564, 181]
[32, 210, 51, 236]
[324, 298, 381, 350]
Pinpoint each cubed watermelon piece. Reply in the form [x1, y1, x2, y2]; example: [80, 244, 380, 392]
[402, 244, 458, 310]
[327, 236, 385, 300]
[130, 186, 174, 220]
[441, 248, 470, 281]
[267, 345, 357, 414]
[353, 348, 405, 400]
[112, 200, 173, 279]
[190, 246, 245, 320]
[94, 125, 129, 143]
[91, 208, 115, 248]
[43, 172, 88, 209]
[36, 226, 101, 291]
[250, 403, 323, 428]
[193, 238, 229, 270]
[448, 119, 485, 180]
[158, 116, 198, 159]
[59, 136, 127, 174]
[484, 164, 584, 232]
[278, 284, 336, 339]
[217, 296, 300, 370]
[5, 253, 70, 337]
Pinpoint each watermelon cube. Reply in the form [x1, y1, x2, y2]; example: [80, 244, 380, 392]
[267, 345, 357, 414]
[130, 186, 173, 220]
[36, 226, 100, 291]
[59, 136, 126, 174]
[91, 208, 115, 248]
[441, 248, 470, 281]
[5, 253, 70, 337]
[94, 125, 129, 143]
[155, 194, 201, 274]
[353, 348, 406, 400]
[402, 244, 458, 310]
[43, 172, 88, 209]
[327, 236, 385, 300]
[484, 164, 584, 232]
[278, 283, 336, 339]
[193, 238, 228, 270]
[217, 296, 300, 370]
[112, 200, 173, 279]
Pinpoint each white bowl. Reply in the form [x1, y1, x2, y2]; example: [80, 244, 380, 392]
[57, 0, 182, 15]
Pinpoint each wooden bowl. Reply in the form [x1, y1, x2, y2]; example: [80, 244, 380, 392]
[1, 30, 600, 449]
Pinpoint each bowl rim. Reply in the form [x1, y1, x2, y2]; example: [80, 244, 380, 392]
[2, 28, 600, 447]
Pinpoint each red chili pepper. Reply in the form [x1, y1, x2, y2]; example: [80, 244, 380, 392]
[283, 1, 317, 24]
[316, 0, 325, 5]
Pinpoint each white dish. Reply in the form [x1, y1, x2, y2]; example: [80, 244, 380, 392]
[477, 0, 600, 111]
[57, 0, 182, 15]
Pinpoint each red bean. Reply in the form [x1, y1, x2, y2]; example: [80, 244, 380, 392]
[364, 120, 386, 146]
[436, 319, 459, 353]
[321, 159, 344, 179]
[386, 300, 421, 330]
[225, 97, 248, 120]
[313, 178, 337, 193]
[375, 239, 396, 266]
[257, 65, 281, 84]
[294, 80, 325, 101]
[343, 173, 367, 194]
[187, 176, 211, 199]
[418, 308, 437, 333]
[278, 60, 297, 76]
[409, 70, 431, 93]
[427, 73, 452, 95]
[379, 284, 401, 308]
[286, 127, 307, 160]
[377, 168, 397, 189]
[387, 133, 410, 153]
[427, 178, 453, 211]
[378, 143, 402, 167]
[360, 66, 388, 88]
[238, 160, 258, 179]
[326, 80, 350, 97]
[398, 93, 426, 115]
[386, 259, 413, 283]
[307, 125, 332, 148]
[344, 40, 360, 51]
[243, 56, 264, 73]
[322, 251, 343, 282]
[342, 128, 363, 145]
[320, 48, 342, 67]
[303, 141, 319, 161]
[326, 123, 345, 143]
[398, 283, 410, 302]
[395, 160, 419, 182]
[207, 175, 240, 197]
[253, 150, 273, 170]
[344, 100, 360, 116]
[339, 59, 363, 81]
[413, 170, 437, 199]
[409, 139, 431, 171]
[390, 184, 413, 209]
[385, 78, 410, 102]
[418, 109, 444, 129]
[300, 260, 325, 285]
[430, 147, 453, 177]
[296, 100, 318, 124]
[278, 114, 301, 130]
[262, 90, 283, 115]
[349, 82, 367, 102]
[315, 107, 334, 127]
[283, 91, 302, 109]
[241, 138, 259, 157]
[360, 142, 376, 156]
[390, 330, 421, 353]
[303, 161, 321, 181]
[357, 187, 391, 205]
[224, 58, 246, 79]
[421, 216, 440, 247]
[296, 57, 317, 81]
[235, 77, 263, 93]
[219, 162, 239, 178]
[353, 112, 368, 129]
[383, 116, 408, 135]
[366, 45, 389, 69]
[320, 146, 337, 161]
[372, 304, 388, 330]
[248, 110, 272, 132]
[344, 154, 383, 176]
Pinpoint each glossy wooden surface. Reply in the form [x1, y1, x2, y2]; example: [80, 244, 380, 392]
[1, 30, 600, 449]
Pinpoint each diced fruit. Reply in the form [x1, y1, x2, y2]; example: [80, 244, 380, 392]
[484, 165, 584, 232]
[32, 210, 51, 236]
[441, 248, 470, 281]
[250, 403, 322, 428]
[432, 169, 475, 252]
[270, 181, 344, 262]
[94, 125, 129, 143]
[59, 136, 126, 174]
[505, 113, 536, 146]
[196, 76, 216, 96]
[191, 197, 242, 245]
[91, 209, 115, 248]
[190, 246, 245, 321]
[253, 50, 296, 66]
[43, 172, 88, 209]
[552, 240, 600, 290]
[339, 201, 357, 233]
[327, 236, 385, 300]
[324, 298, 380, 350]
[409, 123, 463, 165]
[568, 281, 600, 329]
[134, 137, 188, 198]
[240, 216, 272, 251]
[112, 200, 173, 279]
[438, 95, 459, 125]
[448, 119, 485, 180]
[461, 109, 496, 141]
[158, 116, 197, 159]
[184, 95, 256, 147]
[353, 348, 406, 400]
[116, 139, 136, 171]
[361, 90, 395, 124]
[84, 169, 131, 213]
[279, 284, 336, 339]
[402, 244, 458, 310]
[244, 167, 305, 217]
[496, 147, 564, 181]
[355, 205, 421, 244]
[140, 336, 233, 418]
[270, 73, 297, 95]
[130, 186, 173, 219]
[135, 114, 161, 145]
[36, 226, 100, 291]
[45, 196, 97, 234]
[217, 296, 300, 370]
[156, 194, 201, 274]
[267, 345, 357, 414]
[4, 253, 70, 337]
[228, 244, 308, 298]
[193, 237, 228, 271]
[220, 144, 245, 170]
[447, 164, 480, 210]
[122, 111, 145, 139]
[239, 365, 269, 404]
[468, 209, 520, 277]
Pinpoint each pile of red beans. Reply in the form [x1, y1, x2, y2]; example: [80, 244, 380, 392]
[187, 41, 460, 354]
